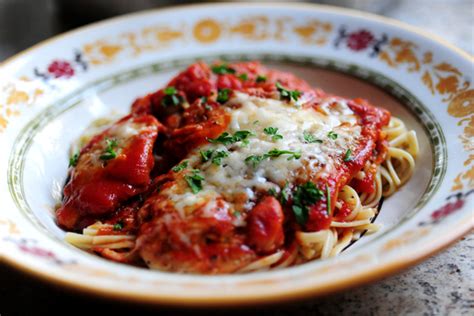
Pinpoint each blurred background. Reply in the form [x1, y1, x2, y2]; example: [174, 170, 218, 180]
[0, 0, 472, 61]
[0, 0, 472, 315]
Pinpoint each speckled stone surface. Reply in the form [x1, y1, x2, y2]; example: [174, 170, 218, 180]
[261, 233, 474, 316]
[0, 1, 472, 315]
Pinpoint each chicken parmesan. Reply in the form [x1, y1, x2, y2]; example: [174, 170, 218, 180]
[60, 61, 418, 273]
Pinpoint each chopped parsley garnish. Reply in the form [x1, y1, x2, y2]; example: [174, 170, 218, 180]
[185, 170, 205, 194]
[281, 181, 290, 205]
[208, 132, 233, 145]
[268, 187, 278, 197]
[253, 120, 260, 125]
[69, 152, 79, 167]
[238, 73, 248, 81]
[263, 126, 283, 141]
[326, 184, 331, 216]
[292, 182, 324, 225]
[199, 149, 214, 162]
[343, 149, 352, 162]
[99, 138, 118, 161]
[163, 86, 177, 95]
[245, 148, 301, 167]
[292, 205, 305, 226]
[328, 131, 338, 140]
[208, 130, 254, 146]
[161, 86, 182, 107]
[113, 221, 123, 231]
[256, 75, 267, 83]
[276, 82, 301, 102]
[265, 148, 301, 160]
[201, 96, 212, 110]
[245, 155, 265, 168]
[211, 64, 236, 75]
[217, 88, 231, 104]
[211, 150, 229, 166]
[303, 131, 323, 144]
[263, 126, 278, 135]
[172, 160, 188, 172]
[267, 182, 290, 205]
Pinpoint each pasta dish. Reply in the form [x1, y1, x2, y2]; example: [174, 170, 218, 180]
[57, 61, 418, 273]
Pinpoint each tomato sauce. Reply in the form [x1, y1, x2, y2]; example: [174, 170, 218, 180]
[57, 115, 160, 230]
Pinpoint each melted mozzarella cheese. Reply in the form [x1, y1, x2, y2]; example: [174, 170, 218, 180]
[79, 117, 151, 168]
[167, 92, 361, 216]
[112, 121, 142, 139]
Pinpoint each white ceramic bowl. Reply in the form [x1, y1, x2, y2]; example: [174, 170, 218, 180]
[0, 3, 472, 306]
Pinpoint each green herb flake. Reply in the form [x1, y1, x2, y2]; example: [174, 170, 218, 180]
[343, 149, 352, 162]
[303, 131, 323, 144]
[69, 152, 79, 167]
[233, 130, 254, 141]
[211, 64, 236, 75]
[99, 138, 118, 161]
[328, 131, 338, 140]
[240, 138, 250, 147]
[326, 184, 331, 216]
[245, 148, 301, 167]
[268, 183, 290, 205]
[263, 126, 283, 141]
[211, 150, 229, 166]
[199, 149, 214, 162]
[256, 75, 267, 83]
[280, 181, 290, 205]
[185, 170, 205, 194]
[245, 155, 264, 168]
[292, 205, 305, 226]
[208, 130, 254, 146]
[161, 86, 182, 107]
[276, 82, 302, 102]
[217, 88, 231, 104]
[292, 182, 324, 225]
[238, 73, 248, 81]
[163, 86, 178, 95]
[208, 132, 233, 145]
[268, 187, 278, 197]
[263, 126, 278, 135]
[113, 221, 123, 231]
[265, 148, 301, 160]
[172, 160, 188, 172]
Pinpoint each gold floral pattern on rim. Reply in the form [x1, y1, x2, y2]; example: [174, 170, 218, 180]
[378, 37, 473, 190]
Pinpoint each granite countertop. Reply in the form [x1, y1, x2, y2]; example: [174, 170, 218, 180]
[0, 0, 472, 315]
